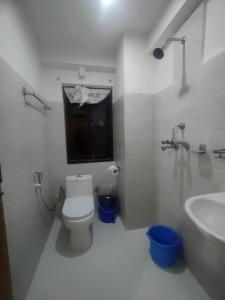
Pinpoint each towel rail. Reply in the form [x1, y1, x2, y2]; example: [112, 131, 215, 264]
[213, 149, 225, 159]
[22, 87, 51, 110]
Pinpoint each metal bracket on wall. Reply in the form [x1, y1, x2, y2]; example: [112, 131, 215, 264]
[213, 149, 225, 159]
[191, 144, 207, 155]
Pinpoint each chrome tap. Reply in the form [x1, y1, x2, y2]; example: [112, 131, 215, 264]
[161, 139, 179, 151]
[161, 144, 176, 151]
[161, 123, 189, 151]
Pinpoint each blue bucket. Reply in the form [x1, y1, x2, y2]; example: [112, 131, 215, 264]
[146, 225, 182, 267]
[98, 195, 118, 223]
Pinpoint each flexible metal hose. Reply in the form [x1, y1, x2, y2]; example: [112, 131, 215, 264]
[38, 186, 65, 212]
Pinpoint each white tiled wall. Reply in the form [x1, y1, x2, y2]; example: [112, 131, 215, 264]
[124, 94, 155, 229]
[0, 58, 52, 300]
[0, 60, 116, 299]
[40, 67, 117, 199]
[45, 102, 116, 199]
[113, 96, 126, 220]
[154, 4, 225, 299]
[114, 94, 155, 229]
[1, 2, 225, 299]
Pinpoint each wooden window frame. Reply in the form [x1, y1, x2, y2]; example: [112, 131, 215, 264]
[63, 84, 114, 164]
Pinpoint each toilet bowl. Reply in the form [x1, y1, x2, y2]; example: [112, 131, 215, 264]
[62, 175, 94, 252]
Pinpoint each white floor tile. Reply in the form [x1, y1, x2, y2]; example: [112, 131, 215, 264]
[26, 218, 210, 300]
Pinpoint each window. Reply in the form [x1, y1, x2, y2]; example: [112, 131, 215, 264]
[63, 85, 113, 164]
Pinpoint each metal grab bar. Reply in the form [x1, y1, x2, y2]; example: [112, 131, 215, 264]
[213, 149, 225, 159]
[22, 87, 52, 110]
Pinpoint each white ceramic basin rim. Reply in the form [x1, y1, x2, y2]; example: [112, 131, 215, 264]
[185, 193, 225, 243]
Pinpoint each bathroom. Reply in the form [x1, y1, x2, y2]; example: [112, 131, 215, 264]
[0, 0, 225, 299]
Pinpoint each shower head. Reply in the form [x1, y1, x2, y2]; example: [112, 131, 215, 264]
[153, 48, 164, 59]
[153, 36, 186, 60]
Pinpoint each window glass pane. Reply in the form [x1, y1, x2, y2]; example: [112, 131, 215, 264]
[63, 86, 113, 164]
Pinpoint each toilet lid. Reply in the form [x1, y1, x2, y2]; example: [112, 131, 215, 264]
[63, 196, 94, 220]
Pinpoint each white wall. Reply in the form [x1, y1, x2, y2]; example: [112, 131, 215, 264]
[0, 57, 52, 300]
[0, 2, 52, 299]
[147, 0, 203, 54]
[147, 0, 186, 52]
[154, 5, 225, 299]
[40, 67, 116, 199]
[203, 0, 225, 62]
[153, 0, 225, 93]
[41, 68, 114, 102]
[117, 32, 173, 95]
[114, 34, 155, 229]
[123, 34, 156, 94]
[154, 44, 174, 93]
[123, 93, 155, 229]
[0, 0, 41, 91]
[114, 38, 125, 100]
[40, 47, 115, 72]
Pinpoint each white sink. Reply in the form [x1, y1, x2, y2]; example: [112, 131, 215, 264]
[185, 193, 225, 243]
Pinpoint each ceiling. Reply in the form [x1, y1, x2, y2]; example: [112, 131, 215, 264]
[19, 0, 171, 66]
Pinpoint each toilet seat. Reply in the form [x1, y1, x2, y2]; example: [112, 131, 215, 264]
[62, 196, 94, 221]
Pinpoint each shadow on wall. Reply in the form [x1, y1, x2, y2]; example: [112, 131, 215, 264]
[178, 44, 190, 98]
[172, 148, 192, 217]
[197, 154, 212, 178]
[173, 149, 213, 207]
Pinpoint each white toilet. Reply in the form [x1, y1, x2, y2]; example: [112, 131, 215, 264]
[62, 175, 95, 252]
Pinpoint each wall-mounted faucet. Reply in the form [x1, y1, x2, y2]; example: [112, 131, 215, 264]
[161, 139, 179, 151]
[161, 123, 189, 151]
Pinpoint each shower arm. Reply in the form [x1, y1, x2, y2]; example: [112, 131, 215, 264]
[162, 36, 186, 50]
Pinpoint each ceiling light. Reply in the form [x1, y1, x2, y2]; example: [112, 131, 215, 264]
[101, 0, 113, 7]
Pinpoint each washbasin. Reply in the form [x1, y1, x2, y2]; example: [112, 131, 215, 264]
[185, 193, 225, 243]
